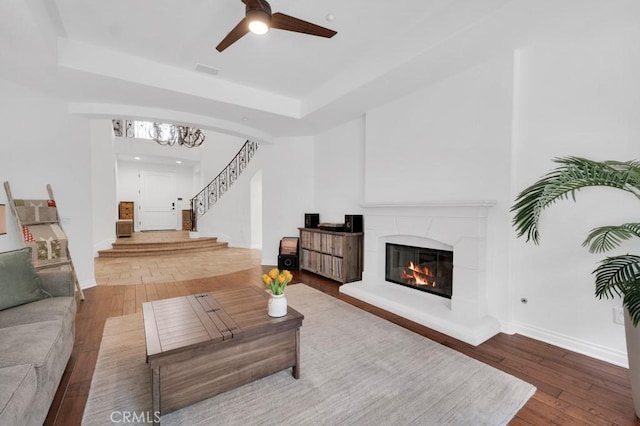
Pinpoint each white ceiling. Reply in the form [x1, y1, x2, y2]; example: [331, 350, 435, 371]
[0, 0, 614, 140]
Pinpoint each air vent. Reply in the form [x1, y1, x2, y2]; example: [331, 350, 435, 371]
[195, 63, 220, 76]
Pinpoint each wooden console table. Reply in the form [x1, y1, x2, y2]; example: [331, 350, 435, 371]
[142, 287, 304, 419]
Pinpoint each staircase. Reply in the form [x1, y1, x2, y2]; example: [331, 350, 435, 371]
[190, 140, 258, 231]
[99, 140, 258, 258]
[97, 234, 228, 257]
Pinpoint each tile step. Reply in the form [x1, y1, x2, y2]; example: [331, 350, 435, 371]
[98, 240, 228, 257]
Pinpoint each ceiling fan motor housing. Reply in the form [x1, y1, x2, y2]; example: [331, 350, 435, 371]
[245, 0, 272, 33]
[246, 0, 272, 17]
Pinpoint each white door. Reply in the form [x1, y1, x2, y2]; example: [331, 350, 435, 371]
[139, 171, 177, 231]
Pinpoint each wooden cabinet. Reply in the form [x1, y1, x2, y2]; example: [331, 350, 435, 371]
[116, 220, 133, 237]
[117, 201, 134, 237]
[119, 201, 134, 221]
[182, 209, 193, 231]
[299, 228, 364, 283]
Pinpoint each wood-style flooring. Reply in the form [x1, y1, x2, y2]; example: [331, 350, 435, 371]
[45, 264, 640, 425]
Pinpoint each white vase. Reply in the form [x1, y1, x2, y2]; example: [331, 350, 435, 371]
[268, 293, 287, 317]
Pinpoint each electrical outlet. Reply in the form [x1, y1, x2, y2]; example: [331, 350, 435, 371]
[613, 307, 625, 325]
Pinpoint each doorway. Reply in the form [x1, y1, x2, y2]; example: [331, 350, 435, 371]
[139, 170, 177, 231]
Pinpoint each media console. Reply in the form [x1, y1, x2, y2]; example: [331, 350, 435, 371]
[299, 227, 364, 284]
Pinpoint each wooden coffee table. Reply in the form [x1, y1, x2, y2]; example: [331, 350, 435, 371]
[142, 287, 304, 420]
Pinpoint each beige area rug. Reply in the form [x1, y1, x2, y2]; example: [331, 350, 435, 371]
[82, 284, 535, 425]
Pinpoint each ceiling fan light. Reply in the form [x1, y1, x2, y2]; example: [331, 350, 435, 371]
[247, 10, 270, 35]
[249, 20, 269, 35]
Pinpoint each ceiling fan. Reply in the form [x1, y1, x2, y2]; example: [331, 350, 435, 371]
[216, 0, 337, 52]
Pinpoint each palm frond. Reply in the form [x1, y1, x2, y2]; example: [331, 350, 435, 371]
[593, 255, 640, 300]
[582, 223, 640, 253]
[511, 157, 640, 244]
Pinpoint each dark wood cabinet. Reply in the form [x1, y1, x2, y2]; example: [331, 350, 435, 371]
[299, 228, 363, 283]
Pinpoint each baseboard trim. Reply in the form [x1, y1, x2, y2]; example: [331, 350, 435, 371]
[80, 278, 97, 290]
[515, 323, 629, 368]
[93, 238, 115, 257]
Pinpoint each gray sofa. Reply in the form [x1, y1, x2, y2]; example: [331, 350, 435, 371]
[0, 248, 76, 426]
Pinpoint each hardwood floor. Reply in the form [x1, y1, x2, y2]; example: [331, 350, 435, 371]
[45, 266, 640, 425]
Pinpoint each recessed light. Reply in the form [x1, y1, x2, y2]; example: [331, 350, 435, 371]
[326, 13, 335, 22]
[176, 160, 182, 164]
[242, 117, 249, 122]
[134, 157, 141, 160]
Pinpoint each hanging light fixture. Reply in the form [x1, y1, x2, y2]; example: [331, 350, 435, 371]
[151, 122, 181, 146]
[112, 120, 205, 148]
[179, 127, 206, 148]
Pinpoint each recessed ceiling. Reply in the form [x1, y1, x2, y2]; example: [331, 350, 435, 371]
[0, 0, 613, 139]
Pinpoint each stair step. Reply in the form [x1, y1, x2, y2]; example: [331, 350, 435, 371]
[110, 237, 220, 250]
[98, 239, 228, 258]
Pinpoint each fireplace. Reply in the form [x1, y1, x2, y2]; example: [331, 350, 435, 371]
[339, 202, 502, 346]
[385, 243, 453, 298]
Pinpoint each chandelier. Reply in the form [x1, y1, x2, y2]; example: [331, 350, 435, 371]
[112, 119, 205, 148]
[150, 123, 205, 148]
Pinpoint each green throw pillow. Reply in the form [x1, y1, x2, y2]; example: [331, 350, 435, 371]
[0, 247, 51, 310]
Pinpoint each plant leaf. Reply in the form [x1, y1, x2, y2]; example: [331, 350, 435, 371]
[582, 223, 640, 253]
[511, 157, 640, 244]
[593, 255, 640, 300]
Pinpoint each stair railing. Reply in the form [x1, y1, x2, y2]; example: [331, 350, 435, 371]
[189, 140, 258, 231]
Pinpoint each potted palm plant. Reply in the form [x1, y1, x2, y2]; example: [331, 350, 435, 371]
[511, 156, 640, 418]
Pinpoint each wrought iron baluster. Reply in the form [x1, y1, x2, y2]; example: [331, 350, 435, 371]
[188, 140, 258, 229]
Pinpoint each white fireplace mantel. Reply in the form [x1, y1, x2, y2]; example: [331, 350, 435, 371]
[340, 201, 501, 346]
[360, 201, 497, 208]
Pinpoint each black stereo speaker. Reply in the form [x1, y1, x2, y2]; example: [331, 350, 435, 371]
[305, 213, 320, 228]
[344, 214, 363, 233]
[278, 237, 299, 270]
[278, 255, 299, 270]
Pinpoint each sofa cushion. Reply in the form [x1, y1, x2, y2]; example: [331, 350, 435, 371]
[0, 320, 70, 390]
[0, 247, 51, 311]
[0, 364, 37, 426]
[0, 297, 76, 331]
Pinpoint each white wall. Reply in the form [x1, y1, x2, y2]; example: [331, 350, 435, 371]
[364, 54, 514, 205]
[508, 9, 640, 364]
[261, 137, 315, 265]
[314, 117, 366, 223]
[0, 78, 95, 287]
[90, 119, 117, 254]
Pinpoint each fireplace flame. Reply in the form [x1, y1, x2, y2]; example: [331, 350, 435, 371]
[401, 261, 436, 287]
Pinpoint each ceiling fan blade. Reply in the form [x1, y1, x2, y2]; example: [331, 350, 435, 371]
[271, 12, 337, 38]
[216, 18, 249, 52]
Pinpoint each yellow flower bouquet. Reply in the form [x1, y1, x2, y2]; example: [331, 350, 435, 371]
[262, 268, 293, 296]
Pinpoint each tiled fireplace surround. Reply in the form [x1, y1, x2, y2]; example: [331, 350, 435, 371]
[339, 202, 501, 345]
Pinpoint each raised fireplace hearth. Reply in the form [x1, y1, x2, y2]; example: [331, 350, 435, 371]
[339, 202, 501, 346]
